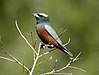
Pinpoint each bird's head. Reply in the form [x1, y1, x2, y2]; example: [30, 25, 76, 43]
[32, 13, 50, 24]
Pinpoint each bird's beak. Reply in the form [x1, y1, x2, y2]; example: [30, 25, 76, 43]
[32, 13, 39, 18]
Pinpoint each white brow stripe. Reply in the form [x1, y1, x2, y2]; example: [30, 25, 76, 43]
[39, 13, 48, 17]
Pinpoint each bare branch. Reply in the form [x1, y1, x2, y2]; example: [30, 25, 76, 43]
[15, 20, 37, 56]
[0, 33, 30, 73]
[68, 66, 86, 72]
[42, 51, 85, 75]
[52, 59, 58, 71]
[55, 61, 72, 72]
[9, 54, 30, 73]
[39, 49, 55, 58]
[55, 51, 82, 72]
[72, 51, 82, 62]
[0, 56, 15, 62]
[58, 29, 67, 39]
[64, 37, 71, 46]
[42, 72, 72, 75]
[30, 42, 42, 75]
[36, 56, 52, 66]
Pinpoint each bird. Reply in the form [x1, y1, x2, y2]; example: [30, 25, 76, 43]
[32, 13, 73, 58]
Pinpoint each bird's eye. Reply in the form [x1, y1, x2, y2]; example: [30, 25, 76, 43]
[37, 14, 43, 17]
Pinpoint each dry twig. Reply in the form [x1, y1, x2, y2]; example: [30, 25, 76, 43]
[42, 51, 85, 75]
[0, 37, 30, 73]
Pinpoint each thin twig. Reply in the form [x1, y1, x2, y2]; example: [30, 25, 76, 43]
[39, 49, 55, 58]
[47, 29, 67, 45]
[36, 56, 52, 66]
[42, 51, 84, 75]
[42, 73, 72, 75]
[0, 56, 15, 62]
[72, 51, 82, 62]
[55, 61, 72, 72]
[10, 54, 30, 73]
[58, 29, 67, 39]
[0, 33, 30, 73]
[30, 42, 41, 75]
[15, 20, 37, 56]
[53, 59, 58, 71]
[64, 38, 71, 46]
[56, 51, 82, 72]
[68, 66, 86, 72]
[0, 50, 30, 73]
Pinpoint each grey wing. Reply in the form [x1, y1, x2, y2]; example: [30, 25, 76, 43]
[45, 25, 73, 57]
[44, 25, 62, 44]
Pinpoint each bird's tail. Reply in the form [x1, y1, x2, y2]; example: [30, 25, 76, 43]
[58, 44, 73, 58]
[63, 48, 73, 57]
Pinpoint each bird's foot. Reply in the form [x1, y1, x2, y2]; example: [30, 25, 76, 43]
[41, 44, 54, 49]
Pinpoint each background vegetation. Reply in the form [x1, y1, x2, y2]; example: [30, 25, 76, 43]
[0, 0, 99, 75]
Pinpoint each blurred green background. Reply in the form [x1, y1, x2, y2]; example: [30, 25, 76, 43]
[0, 0, 99, 75]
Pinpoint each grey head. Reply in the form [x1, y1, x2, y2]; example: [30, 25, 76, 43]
[33, 13, 50, 24]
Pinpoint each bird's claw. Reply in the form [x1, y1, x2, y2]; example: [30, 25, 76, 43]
[41, 44, 54, 49]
